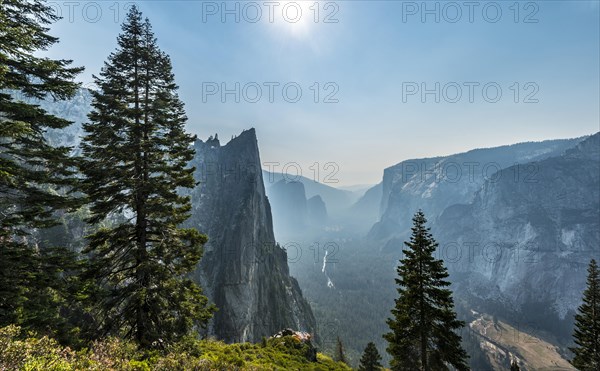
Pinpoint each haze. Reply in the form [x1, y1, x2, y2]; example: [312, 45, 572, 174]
[44, 0, 600, 186]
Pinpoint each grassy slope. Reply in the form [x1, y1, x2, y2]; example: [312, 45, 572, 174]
[0, 325, 352, 371]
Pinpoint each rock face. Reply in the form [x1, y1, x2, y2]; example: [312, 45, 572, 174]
[185, 129, 316, 343]
[436, 133, 599, 333]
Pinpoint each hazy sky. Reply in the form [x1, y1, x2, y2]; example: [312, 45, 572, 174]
[45, 1, 599, 186]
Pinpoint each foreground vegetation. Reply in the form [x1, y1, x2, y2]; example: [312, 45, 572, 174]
[0, 326, 352, 371]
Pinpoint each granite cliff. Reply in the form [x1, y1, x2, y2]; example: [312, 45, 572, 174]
[436, 133, 600, 337]
[185, 129, 317, 343]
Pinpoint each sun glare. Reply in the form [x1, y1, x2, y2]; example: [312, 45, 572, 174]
[271, 1, 317, 38]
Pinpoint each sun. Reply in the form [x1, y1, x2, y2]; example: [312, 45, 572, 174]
[272, 1, 316, 39]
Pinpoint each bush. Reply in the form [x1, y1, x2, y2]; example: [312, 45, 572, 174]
[0, 326, 352, 370]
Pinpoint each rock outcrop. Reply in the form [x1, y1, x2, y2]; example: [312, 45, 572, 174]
[185, 129, 317, 343]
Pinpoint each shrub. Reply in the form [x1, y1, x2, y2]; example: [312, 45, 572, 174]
[0, 326, 352, 370]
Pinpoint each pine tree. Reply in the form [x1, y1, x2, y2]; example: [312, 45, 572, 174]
[335, 336, 348, 364]
[79, 6, 215, 347]
[570, 259, 600, 370]
[0, 0, 83, 336]
[359, 342, 383, 371]
[383, 210, 469, 371]
[510, 359, 520, 371]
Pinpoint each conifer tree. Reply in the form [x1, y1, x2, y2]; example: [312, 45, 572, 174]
[358, 342, 383, 371]
[384, 210, 469, 371]
[570, 259, 600, 370]
[510, 359, 520, 371]
[0, 0, 82, 335]
[335, 336, 348, 364]
[79, 6, 215, 347]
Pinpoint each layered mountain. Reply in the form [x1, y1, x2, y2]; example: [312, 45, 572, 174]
[263, 171, 353, 216]
[265, 179, 330, 239]
[344, 182, 383, 233]
[307, 195, 328, 226]
[185, 129, 316, 343]
[369, 137, 587, 244]
[267, 180, 309, 238]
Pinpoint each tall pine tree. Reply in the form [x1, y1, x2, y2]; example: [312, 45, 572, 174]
[570, 259, 600, 370]
[0, 0, 82, 336]
[384, 210, 469, 371]
[80, 6, 214, 347]
[358, 342, 383, 371]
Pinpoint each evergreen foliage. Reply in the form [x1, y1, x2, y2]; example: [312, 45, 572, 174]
[358, 342, 383, 371]
[0, 0, 83, 338]
[79, 6, 214, 347]
[570, 259, 600, 370]
[383, 210, 469, 371]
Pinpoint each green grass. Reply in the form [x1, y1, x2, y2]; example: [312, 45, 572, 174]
[0, 325, 352, 370]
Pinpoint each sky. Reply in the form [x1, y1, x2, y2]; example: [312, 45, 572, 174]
[44, 0, 600, 186]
